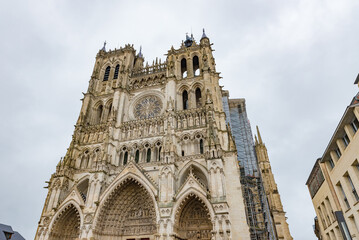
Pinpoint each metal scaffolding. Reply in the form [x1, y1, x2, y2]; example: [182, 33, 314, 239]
[222, 94, 277, 240]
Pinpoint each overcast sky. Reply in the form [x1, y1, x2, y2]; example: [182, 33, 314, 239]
[1, 1, 359, 239]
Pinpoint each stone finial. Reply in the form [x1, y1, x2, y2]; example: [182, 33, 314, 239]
[256, 126, 263, 144]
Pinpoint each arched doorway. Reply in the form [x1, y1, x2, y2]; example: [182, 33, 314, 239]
[95, 178, 157, 239]
[174, 195, 213, 240]
[49, 204, 81, 240]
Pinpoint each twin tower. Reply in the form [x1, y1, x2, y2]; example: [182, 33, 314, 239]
[35, 31, 293, 240]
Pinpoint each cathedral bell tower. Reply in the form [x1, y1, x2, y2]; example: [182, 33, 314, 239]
[35, 31, 252, 240]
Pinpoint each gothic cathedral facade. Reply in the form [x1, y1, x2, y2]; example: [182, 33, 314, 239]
[35, 32, 292, 240]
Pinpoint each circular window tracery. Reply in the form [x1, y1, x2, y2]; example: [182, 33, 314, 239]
[134, 95, 162, 120]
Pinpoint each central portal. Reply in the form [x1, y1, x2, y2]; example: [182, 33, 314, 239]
[95, 179, 157, 239]
[175, 195, 213, 240]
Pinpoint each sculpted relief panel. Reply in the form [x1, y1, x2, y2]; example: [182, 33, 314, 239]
[95, 179, 156, 238]
[176, 196, 212, 240]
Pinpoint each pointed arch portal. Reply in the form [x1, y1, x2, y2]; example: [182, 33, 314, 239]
[174, 194, 213, 240]
[49, 204, 81, 240]
[95, 178, 157, 239]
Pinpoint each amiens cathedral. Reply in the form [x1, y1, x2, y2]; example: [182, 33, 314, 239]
[35, 30, 293, 240]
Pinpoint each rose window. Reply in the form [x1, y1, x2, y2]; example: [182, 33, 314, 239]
[134, 96, 162, 119]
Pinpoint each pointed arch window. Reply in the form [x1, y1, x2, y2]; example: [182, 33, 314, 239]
[158, 147, 162, 161]
[193, 56, 199, 76]
[108, 103, 112, 120]
[114, 64, 119, 79]
[195, 88, 202, 108]
[146, 149, 151, 163]
[181, 58, 187, 78]
[200, 139, 204, 154]
[103, 66, 111, 81]
[96, 105, 103, 124]
[135, 150, 140, 163]
[182, 90, 188, 110]
[123, 151, 128, 165]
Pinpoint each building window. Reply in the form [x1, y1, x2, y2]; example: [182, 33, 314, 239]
[335, 148, 342, 159]
[182, 90, 188, 110]
[328, 157, 335, 170]
[103, 66, 111, 81]
[146, 149, 151, 163]
[338, 183, 350, 209]
[181, 58, 187, 78]
[123, 151, 128, 165]
[135, 150, 140, 163]
[351, 118, 359, 133]
[114, 64, 120, 79]
[193, 56, 199, 76]
[343, 133, 350, 148]
[199, 139, 204, 154]
[158, 147, 161, 161]
[195, 88, 202, 108]
[347, 174, 359, 202]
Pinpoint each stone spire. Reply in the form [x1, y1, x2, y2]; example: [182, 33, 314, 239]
[254, 127, 293, 240]
[201, 28, 208, 39]
[137, 46, 143, 58]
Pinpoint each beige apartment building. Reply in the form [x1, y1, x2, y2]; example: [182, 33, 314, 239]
[307, 79, 359, 240]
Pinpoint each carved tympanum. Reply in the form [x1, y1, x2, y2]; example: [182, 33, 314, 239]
[49, 204, 80, 240]
[176, 195, 212, 240]
[95, 179, 156, 238]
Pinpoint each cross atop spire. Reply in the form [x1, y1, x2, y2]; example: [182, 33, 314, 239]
[101, 41, 107, 51]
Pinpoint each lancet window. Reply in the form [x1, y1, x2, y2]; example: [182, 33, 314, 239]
[123, 151, 128, 165]
[195, 87, 202, 108]
[103, 66, 111, 81]
[146, 148, 151, 163]
[95, 105, 103, 124]
[181, 58, 187, 78]
[193, 55, 199, 76]
[77, 179, 89, 202]
[114, 64, 119, 79]
[182, 90, 189, 110]
[135, 149, 140, 163]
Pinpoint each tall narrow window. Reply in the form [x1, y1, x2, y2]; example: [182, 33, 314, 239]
[351, 118, 359, 133]
[193, 56, 199, 76]
[135, 150, 140, 163]
[338, 183, 350, 209]
[335, 147, 342, 159]
[200, 139, 204, 154]
[181, 58, 187, 78]
[182, 90, 188, 110]
[103, 66, 111, 81]
[123, 151, 128, 165]
[195, 88, 202, 108]
[146, 149, 151, 163]
[96, 105, 103, 124]
[343, 134, 350, 148]
[347, 174, 359, 202]
[114, 64, 119, 79]
[108, 103, 112, 119]
[328, 157, 335, 170]
[158, 147, 161, 161]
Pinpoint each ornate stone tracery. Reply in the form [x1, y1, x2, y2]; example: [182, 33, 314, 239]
[94, 178, 157, 238]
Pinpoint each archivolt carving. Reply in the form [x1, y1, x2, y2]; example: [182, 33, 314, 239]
[94, 178, 157, 237]
[49, 204, 81, 240]
[174, 194, 212, 240]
